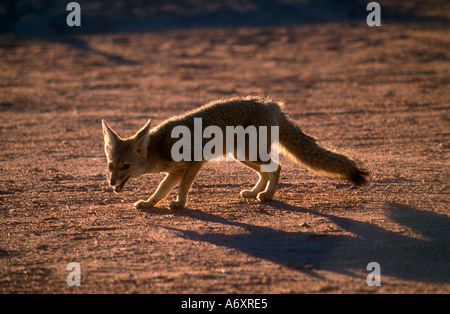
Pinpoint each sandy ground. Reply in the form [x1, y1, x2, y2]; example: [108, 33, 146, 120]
[0, 0, 449, 293]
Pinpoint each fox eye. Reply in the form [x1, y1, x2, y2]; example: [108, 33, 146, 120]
[108, 163, 113, 171]
[121, 164, 130, 170]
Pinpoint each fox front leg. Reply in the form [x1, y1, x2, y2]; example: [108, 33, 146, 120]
[169, 161, 204, 210]
[134, 171, 183, 209]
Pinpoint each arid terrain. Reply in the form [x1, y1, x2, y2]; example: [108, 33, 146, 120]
[0, 0, 449, 293]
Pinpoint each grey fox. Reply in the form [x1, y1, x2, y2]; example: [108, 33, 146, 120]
[102, 96, 368, 209]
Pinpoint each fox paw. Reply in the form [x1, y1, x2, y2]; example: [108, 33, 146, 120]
[169, 200, 185, 210]
[133, 199, 157, 209]
[257, 191, 274, 202]
[240, 190, 258, 198]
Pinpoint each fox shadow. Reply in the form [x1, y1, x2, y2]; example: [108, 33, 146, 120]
[163, 201, 450, 282]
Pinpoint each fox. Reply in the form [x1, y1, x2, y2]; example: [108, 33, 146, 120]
[102, 96, 368, 210]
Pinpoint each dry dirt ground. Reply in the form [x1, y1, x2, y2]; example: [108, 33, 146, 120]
[0, 1, 449, 294]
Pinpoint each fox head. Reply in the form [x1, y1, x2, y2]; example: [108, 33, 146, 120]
[102, 119, 151, 193]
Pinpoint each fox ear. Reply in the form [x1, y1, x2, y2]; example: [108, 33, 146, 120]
[102, 119, 121, 149]
[134, 119, 151, 156]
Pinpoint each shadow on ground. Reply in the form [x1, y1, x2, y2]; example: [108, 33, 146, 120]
[2, 0, 448, 64]
[161, 201, 449, 282]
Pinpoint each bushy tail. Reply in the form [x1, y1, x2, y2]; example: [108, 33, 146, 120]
[279, 115, 368, 186]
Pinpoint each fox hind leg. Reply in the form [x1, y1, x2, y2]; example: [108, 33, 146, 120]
[238, 160, 269, 198]
[238, 160, 280, 201]
[256, 160, 280, 202]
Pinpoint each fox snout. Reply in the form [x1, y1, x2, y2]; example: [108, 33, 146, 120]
[109, 176, 130, 193]
[106, 167, 116, 186]
[108, 169, 118, 186]
[107, 169, 129, 193]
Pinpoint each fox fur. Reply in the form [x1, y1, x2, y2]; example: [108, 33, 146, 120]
[102, 96, 368, 210]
